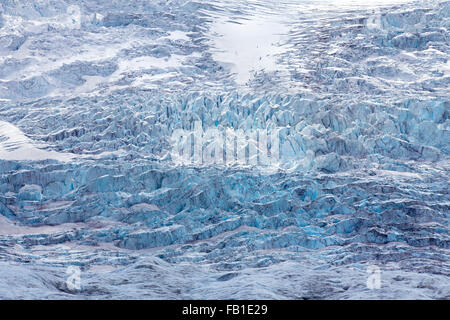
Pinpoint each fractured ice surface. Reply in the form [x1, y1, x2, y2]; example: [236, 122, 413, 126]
[0, 121, 74, 161]
[0, 0, 449, 299]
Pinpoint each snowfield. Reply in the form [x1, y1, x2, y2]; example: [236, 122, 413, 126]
[0, 0, 448, 299]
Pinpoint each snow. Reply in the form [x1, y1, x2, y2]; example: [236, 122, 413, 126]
[0, 0, 448, 299]
[0, 121, 74, 161]
[209, 15, 289, 84]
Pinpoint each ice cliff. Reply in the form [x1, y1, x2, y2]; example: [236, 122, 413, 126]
[0, 0, 448, 299]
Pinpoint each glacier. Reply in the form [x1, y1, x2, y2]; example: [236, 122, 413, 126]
[0, 0, 449, 299]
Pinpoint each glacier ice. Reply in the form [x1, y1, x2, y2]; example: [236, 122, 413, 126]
[0, 0, 449, 299]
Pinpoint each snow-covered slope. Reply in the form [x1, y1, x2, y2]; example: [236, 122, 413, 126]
[0, 0, 448, 299]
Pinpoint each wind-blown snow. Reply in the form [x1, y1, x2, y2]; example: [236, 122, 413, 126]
[0, 0, 448, 299]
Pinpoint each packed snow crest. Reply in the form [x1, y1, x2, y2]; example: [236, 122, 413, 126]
[0, 0, 449, 299]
